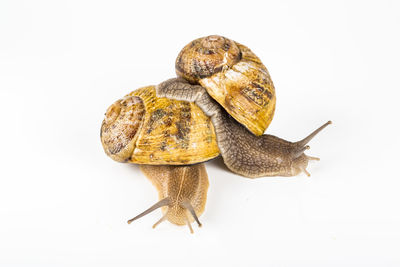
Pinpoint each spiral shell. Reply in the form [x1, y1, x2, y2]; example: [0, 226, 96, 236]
[100, 86, 219, 165]
[175, 35, 276, 136]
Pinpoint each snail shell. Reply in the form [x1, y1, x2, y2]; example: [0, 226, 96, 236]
[100, 86, 219, 165]
[175, 35, 276, 136]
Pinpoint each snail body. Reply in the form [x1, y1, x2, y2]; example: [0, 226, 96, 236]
[101, 86, 219, 165]
[157, 78, 331, 178]
[128, 164, 208, 233]
[176, 35, 276, 136]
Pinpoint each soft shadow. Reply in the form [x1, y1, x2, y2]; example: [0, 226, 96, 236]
[122, 163, 144, 181]
[125, 163, 141, 172]
[206, 156, 231, 172]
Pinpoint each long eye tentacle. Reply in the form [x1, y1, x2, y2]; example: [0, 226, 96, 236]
[181, 200, 202, 227]
[294, 120, 332, 148]
[292, 145, 310, 159]
[127, 197, 170, 224]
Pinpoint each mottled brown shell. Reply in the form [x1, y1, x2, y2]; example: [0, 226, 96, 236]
[100, 86, 219, 165]
[175, 35, 276, 136]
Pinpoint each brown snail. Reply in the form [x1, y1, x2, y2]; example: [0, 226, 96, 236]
[176, 35, 276, 136]
[100, 36, 331, 232]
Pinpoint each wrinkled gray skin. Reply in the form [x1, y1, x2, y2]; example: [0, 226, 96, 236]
[156, 78, 331, 178]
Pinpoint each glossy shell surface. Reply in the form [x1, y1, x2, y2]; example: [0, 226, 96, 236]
[101, 86, 219, 164]
[176, 35, 276, 136]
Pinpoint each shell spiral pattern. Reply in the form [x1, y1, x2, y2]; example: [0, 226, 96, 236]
[175, 35, 276, 136]
[101, 86, 219, 165]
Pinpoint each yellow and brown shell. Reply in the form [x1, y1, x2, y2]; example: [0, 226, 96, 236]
[100, 86, 220, 165]
[175, 35, 276, 136]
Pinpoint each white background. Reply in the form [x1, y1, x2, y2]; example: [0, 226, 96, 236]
[1, 0, 399, 266]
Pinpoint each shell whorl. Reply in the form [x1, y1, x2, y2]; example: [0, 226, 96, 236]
[175, 35, 242, 84]
[175, 35, 276, 136]
[100, 86, 219, 165]
[100, 95, 145, 162]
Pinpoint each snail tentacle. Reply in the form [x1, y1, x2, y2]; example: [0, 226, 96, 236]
[181, 199, 202, 227]
[294, 120, 332, 148]
[152, 214, 168, 229]
[127, 197, 171, 224]
[185, 215, 194, 234]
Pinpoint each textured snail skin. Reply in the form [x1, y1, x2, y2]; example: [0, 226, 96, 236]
[176, 35, 276, 136]
[128, 164, 208, 233]
[157, 78, 331, 178]
[100, 86, 219, 165]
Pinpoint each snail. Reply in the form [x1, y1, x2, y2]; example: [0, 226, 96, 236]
[175, 35, 276, 136]
[100, 35, 331, 232]
[101, 86, 218, 233]
[127, 164, 208, 233]
[156, 78, 331, 178]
